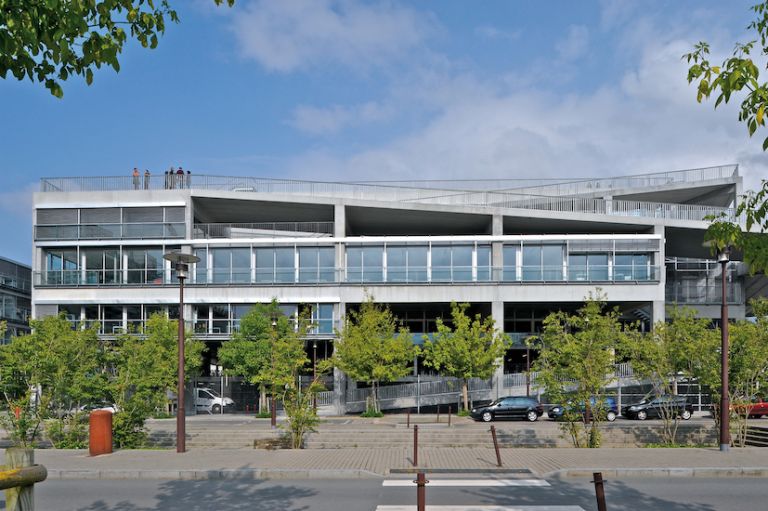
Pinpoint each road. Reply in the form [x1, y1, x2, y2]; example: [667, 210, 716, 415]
[14, 476, 765, 510]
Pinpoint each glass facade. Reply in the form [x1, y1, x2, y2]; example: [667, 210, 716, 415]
[35, 206, 185, 240]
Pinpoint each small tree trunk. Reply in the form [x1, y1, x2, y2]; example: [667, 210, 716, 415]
[259, 384, 267, 414]
[461, 380, 469, 412]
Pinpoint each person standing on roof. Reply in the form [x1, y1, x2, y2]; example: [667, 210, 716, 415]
[176, 166, 184, 188]
[132, 168, 140, 190]
[144, 169, 151, 189]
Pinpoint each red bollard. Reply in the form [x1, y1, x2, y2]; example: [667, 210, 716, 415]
[246, 404, 249, 413]
[89, 410, 113, 456]
[415, 471, 428, 511]
[413, 424, 419, 467]
[13, 406, 21, 420]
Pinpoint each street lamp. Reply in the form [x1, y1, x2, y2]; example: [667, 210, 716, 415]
[270, 316, 277, 429]
[312, 341, 318, 411]
[717, 246, 731, 452]
[163, 250, 200, 454]
[523, 345, 531, 397]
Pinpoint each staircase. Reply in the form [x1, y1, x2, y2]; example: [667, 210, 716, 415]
[745, 425, 768, 447]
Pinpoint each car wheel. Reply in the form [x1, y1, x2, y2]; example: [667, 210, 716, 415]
[606, 411, 617, 422]
[212, 404, 222, 414]
[526, 410, 538, 422]
[637, 410, 647, 420]
[680, 409, 692, 420]
[482, 411, 493, 422]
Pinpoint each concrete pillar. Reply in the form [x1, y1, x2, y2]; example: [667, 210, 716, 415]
[332, 300, 347, 415]
[492, 215, 503, 280]
[604, 195, 612, 214]
[653, 224, 666, 326]
[492, 300, 505, 400]
[335, 203, 346, 285]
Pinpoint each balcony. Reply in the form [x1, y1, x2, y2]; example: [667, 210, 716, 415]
[193, 222, 333, 239]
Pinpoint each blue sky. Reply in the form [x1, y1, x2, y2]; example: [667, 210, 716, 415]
[0, 0, 765, 264]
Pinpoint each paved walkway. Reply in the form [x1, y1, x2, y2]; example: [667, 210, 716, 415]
[5, 447, 767, 480]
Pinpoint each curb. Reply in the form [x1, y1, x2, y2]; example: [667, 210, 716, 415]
[549, 467, 768, 479]
[47, 468, 383, 480]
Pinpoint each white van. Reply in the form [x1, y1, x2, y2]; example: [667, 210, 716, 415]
[195, 387, 235, 414]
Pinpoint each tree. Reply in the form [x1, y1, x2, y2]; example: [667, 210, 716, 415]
[533, 292, 639, 448]
[685, 2, 768, 271]
[0, 0, 234, 98]
[328, 297, 415, 415]
[422, 302, 508, 412]
[0, 314, 104, 447]
[217, 301, 310, 414]
[108, 312, 205, 447]
[620, 306, 718, 445]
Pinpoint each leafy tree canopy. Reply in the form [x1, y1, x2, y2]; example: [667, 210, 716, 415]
[0, 0, 234, 97]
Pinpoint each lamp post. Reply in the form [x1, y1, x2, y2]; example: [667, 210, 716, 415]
[312, 341, 318, 411]
[717, 247, 731, 452]
[163, 251, 200, 454]
[524, 345, 531, 397]
[270, 316, 277, 429]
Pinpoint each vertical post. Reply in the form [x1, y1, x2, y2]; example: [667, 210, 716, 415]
[490, 425, 502, 467]
[407, 409, 411, 429]
[436, 405, 440, 424]
[720, 257, 730, 451]
[313, 341, 318, 411]
[525, 345, 531, 397]
[5, 449, 34, 511]
[413, 424, 419, 467]
[592, 472, 608, 511]
[448, 405, 452, 427]
[415, 471, 427, 511]
[177, 273, 185, 453]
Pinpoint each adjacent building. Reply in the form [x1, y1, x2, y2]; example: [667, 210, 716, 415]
[1, 256, 31, 343]
[31, 165, 753, 409]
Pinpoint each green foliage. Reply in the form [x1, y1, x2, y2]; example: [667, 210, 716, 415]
[45, 412, 89, 449]
[280, 379, 322, 449]
[0, 0, 234, 97]
[328, 296, 415, 414]
[621, 306, 718, 445]
[112, 406, 149, 449]
[422, 302, 508, 411]
[360, 409, 384, 418]
[533, 291, 639, 448]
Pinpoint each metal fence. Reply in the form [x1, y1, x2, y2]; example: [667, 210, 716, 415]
[346, 377, 492, 404]
[194, 222, 334, 238]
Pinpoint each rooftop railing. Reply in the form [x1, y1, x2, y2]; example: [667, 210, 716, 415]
[39, 165, 741, 224]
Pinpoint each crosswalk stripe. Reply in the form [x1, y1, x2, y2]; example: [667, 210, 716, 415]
[382, 479, 550, 487]
[376, 506, 586, 511]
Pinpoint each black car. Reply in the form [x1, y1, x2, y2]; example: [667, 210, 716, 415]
[622, 395, 694, 420]
[470, 396, 544, 422]
[549, 396, 618, 422]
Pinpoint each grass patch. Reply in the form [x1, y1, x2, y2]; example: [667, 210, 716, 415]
[457, 409, 470, 417]
[360, 410, 384, 418]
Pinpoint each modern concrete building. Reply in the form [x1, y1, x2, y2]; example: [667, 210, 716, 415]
[0, 256, 31, 343]
[31, 165, 753, 411]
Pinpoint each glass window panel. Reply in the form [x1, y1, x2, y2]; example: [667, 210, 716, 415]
[80, 208, 120, 223]
[126, 249, 145, 284]
[569, 254, 588, 281]
[102, 305, 123, 334]
[231, 248, 251, 283]
[164, 207, 185, 223]
[212, 304, 229, 334]
[80, 224, 121, 239]
[362, 246, 383, 282]
[299, 247, 319, 283]
[275, 247, 295, 283]
[195, 248, 207, 284]
[212, 249, 231, 284]
[587, 254, 609, 281]
[318, 247, 335, 283]
[542, 245, 564, 281]
[477, 245, 492, 281]
[123, 207, 163, 223]
[614, 254, 633, 281]
[431, 245, 451, 282]
[346, 247, 363, 283]
[634, 254, 650, 280]
[452, 245, 472, 282]
[522, 246, 542, 281]
[126, 305, 142, 332]
[254, 248, 274, 283]
[123, 223, 163, 238]
[503, 245, 519, 281]
[408, 246, 428, 282]
[37, 208, 78, 225]
[194, 305, 209, 333]
[387, 246, 407, 282]
[145, 249, 163, 284]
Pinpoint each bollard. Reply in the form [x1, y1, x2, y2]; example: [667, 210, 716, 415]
[413, 424, 419, 467]
[592, 472, 608, 511]
[436, 406, 440, 424]
[490, 425, 502, 467]
[407, 409, 411, 429]
[89, 410, 113, 456]
[448, 405, 452, 427]
[246, 404, 249, 413]
[415, 471, 428, 511]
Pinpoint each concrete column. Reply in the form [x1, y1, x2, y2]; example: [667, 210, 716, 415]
[604, 195, 612, 214]
[492, 215, 503, 280]
[333, 301, 347, 415]
[492, 300, 505, 400]
[335, 203, 346, 285]
[653, 224, 666, 326]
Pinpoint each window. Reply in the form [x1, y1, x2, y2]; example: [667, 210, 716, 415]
[615, 254, 650, 281]
[195, 248, 208, 284]
[503, 245, 519, 281]
[386, 245, 428, 282]
[347, 246, 383, 282]
[211, 248, 251, 284]
[522, 244, 564, 281]
[84, 248, 120, 285]
[477, 245, 492, 281]
[44, 249, 79, 285]
[299, 247, 334, 283]
[126, 248, 163, 284]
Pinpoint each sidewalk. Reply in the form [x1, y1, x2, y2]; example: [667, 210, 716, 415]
[5, 447, 767, 480]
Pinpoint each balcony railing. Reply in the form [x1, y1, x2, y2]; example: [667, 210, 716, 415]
[0, 273, 31, 292]
[193, 222, 334, 239]
[34, 264, 662, 287]
[665, 284, 743, 305]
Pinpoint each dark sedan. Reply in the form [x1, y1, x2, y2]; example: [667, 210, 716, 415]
[549, 396, 618, 422]
[470, 396, 544, 422]
[622, 395, 693, 420]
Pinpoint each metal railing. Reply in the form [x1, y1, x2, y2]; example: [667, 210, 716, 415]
[194, 222, 334, 239]
[0, 273, 31, 292]
[34, 264, 662, 287]
[665, 283, 743, 305]
[346, 377, 492, 404]
[35, 223, 186, 241]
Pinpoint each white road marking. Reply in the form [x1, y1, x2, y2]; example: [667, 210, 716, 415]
[382, 479, 551, 487]
[376, 506, 585, 511]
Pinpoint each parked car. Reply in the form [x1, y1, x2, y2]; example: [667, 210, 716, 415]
[622, 395, 693, 420]
[195, 387, 235, 414]
[548, 397, 618, 422]
[470, 396, 544, 422]
[732, 397, 768, 418]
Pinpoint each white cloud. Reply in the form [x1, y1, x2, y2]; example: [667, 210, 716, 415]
[556, 25, 590, 61]
[475, 26, 521, 42]
[290, 101, 394, 135]
[230, 0, 434, 72]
